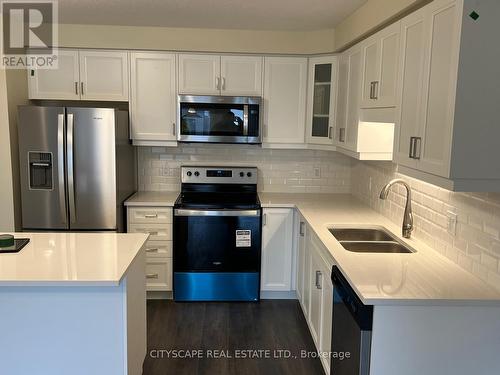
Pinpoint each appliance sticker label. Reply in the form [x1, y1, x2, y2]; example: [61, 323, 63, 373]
[236, 230, 251, 247]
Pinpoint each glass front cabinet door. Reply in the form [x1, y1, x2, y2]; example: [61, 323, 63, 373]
[306, 56, 338, 146]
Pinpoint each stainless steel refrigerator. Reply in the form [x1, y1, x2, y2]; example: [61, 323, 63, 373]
[17, 106, 136, 232]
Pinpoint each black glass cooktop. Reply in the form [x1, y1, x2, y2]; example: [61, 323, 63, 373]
[175, 192, 260, 210]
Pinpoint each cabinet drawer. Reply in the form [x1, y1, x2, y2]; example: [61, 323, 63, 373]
[144, 240, 172, 258]
[145, 258, 172, 291]
[128, 223, 172, 241]
[128, 207, 172, 224]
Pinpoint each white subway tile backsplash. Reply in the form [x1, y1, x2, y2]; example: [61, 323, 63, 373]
[352, 160, 500, 291]
[137, 144, 351, 194]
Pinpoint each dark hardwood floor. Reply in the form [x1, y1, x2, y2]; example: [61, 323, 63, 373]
[143, 300, 325, 375]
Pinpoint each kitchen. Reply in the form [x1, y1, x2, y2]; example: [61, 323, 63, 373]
[1, 0, 500, 374]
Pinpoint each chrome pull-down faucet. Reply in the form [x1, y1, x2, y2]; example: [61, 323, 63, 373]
[379, 179, 414, 239]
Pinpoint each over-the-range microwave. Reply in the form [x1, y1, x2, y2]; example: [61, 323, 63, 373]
[177, 95, 262, 144]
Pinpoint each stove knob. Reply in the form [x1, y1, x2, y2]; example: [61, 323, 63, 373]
[194, 171, 200, 177]
[247, 172, 253, 178]
[186, 171, 192, 177]
[239, 172, 245, 177]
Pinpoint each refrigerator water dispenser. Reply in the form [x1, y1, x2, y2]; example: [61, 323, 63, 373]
[28, 152, 53, 190]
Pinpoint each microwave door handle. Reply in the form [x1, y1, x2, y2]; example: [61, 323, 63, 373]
[243, 105, 249, 136]
[67, 113, 76, 224]
[57, 113, 67, 224]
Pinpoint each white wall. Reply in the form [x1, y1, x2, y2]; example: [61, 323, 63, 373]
[138, 145, 351, 194]
[58, 24, 336, 54]
[334, 0, 428, 49]
[0, 69, 15, 231]
[352, 160, 500, 292]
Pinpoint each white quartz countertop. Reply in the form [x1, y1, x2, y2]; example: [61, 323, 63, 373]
[260, 193, 500, 306]
[123, 191, 500, 305]
[0, 232, 148, 286]
[124, 191, 179, 207]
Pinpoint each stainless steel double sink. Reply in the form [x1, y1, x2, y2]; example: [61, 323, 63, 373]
[329, 226, 416, 254]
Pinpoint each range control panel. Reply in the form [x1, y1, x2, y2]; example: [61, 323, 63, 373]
[181, 166, 258, 185]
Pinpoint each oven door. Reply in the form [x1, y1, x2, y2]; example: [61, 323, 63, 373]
[177, 95, 261, 144]
[174, 208, 261, 272]
[173, 208, 262, 301]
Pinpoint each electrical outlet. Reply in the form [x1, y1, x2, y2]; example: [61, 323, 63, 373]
[446, 211, 458, 236]
[314, 168, 321, 178]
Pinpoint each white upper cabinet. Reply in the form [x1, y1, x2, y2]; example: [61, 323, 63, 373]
[79, 50, 129, 101]
[306, 56, 337, 146]
[130, 52, 177, 145]
[178, 54, 263, 96]
[28, 49, 80, 100]
[394, 8, 428, 170]
[360, 22, 401, 108]
[29, 49, 129, 101]
[220, 56, 263, 96]
[178, 54, 220, 95]
[261, 208, 294, 292]
[393, 0, 500, 191]
[263, 56, 308, 145]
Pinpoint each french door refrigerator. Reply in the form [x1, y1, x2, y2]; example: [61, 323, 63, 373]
[18, 106, 136, 232]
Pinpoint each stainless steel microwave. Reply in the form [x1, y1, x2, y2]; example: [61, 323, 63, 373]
[177, 95, 262, 144]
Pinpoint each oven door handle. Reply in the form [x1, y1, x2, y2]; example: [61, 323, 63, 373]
[174, 209, 260, 217]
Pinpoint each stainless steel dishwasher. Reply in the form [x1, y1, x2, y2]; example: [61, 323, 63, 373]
[331, 266, 374, 375]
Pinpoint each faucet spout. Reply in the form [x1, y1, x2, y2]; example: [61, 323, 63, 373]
[379, 179, 414, 239]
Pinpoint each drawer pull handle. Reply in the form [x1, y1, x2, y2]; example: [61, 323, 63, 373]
[145, 248, 159, 253]
[146, 273, 159, 279]
[147, 231, 158, 235]
[144, 214, 158, 218]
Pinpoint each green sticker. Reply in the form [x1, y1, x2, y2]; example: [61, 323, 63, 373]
[469, 11, 479, 20]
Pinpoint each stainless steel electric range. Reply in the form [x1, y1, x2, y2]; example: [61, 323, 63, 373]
[173, 166, 261, 302]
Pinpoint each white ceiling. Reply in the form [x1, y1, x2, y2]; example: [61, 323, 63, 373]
[57, 0, 368, 31]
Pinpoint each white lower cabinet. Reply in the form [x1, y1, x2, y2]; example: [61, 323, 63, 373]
[297, 222, 334, 375]
[261, 208, 294, 291]
[127, 206, 173, 295]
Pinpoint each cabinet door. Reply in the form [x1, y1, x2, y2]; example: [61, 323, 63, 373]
[308, 246, 324, 347]
[220, 55, 262, 96]
[361, 36, 380, 107]
[261, 208, 294, 291]
[130, 52, 177, 142]
[334, 53, 349, 146]
[178, 54, 221, 95]
[296, 218, 307, 308]
[28, 49, 80, 100]
[377, 22, 401, 107]
[306, 56, 337, 145]
[361, 22, 401, 108]
[394, 8, 427, 169]
[344, 46, 363, 151]
[263, 57, 307, 144]
[417, 0, 459, 177]
[79, 51, 129, 101]
[319, 260, 333, 374]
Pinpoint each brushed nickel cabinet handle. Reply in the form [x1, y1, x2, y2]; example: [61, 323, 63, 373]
[80, 82, 84, 96]
[144, 214, 158, 218]
[315, 270, 322, 289]
[75, 82, 78, 95]
[299, 222, 305, 237]
[373, 81, 379, 99]
[172, 123, 176, 136]
[145, 248, 159, 253]
[146, 273, 159, 279]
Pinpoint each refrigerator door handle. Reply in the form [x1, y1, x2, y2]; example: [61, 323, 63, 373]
[67, 113, 76, 224]
[57, 114, 67, 224]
